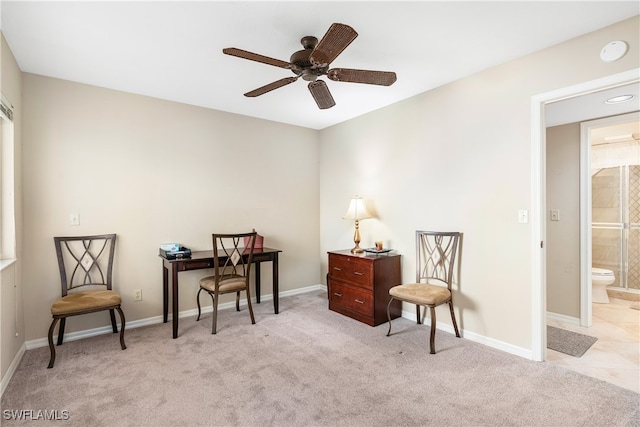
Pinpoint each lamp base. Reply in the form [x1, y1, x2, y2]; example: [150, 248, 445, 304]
[350, 245, 364, 254]
[351, 219, 364, 254]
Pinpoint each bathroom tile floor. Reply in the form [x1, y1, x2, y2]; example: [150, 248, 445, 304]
[546, 297, 640, 393]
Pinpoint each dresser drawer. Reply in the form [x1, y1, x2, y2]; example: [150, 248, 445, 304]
[329, 254, 373, 289]
[330, 281, 373, 316]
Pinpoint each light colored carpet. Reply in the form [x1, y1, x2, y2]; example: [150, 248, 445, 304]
[2, 290, 638, 426]
[547, 325, 598, 357]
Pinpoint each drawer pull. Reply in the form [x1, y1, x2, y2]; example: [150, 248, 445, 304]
[354, 299, 365, 304]
[333, 292, 343, 297]
[354, 271, 365, 276]
[333, 267, 342, 271]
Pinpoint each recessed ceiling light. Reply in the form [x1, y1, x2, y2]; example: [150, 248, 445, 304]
[604, 94, 634, 105]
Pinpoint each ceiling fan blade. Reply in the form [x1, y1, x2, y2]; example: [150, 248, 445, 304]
[327, 68, 397, 86]
[308, 80, 336, 109]
[309, 23, 358, 67]
[223, 48, 291, 69]
[244, 77, 298, 97]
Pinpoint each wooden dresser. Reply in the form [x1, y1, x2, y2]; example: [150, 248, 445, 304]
[327, 250, 402, 326]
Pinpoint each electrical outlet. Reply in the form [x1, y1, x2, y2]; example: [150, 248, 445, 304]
[550, 209, 560, 221]
[69, 213, 80, 226]
[133, 289, 142, 301]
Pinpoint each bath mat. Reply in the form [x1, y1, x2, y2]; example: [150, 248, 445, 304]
[547, 326, 598, 357]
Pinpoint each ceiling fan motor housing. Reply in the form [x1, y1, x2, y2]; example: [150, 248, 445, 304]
[290, 36, 327, 81]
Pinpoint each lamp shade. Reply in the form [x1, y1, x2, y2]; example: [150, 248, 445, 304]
[343, 197, 372, 221]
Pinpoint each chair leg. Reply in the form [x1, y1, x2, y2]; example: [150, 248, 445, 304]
[429, 306, 437, 354]
[449, 301, 461, 338]
[236, 291, 240, 312]
[211, 293, 218, 334]
[56, 318, 66, 346]
[245, 288, 255, 325]
[196, 288, 203, 321]
[422, 307, 429, 324]
[416, 305, 422, 325]
[116, 306, 127, 350]
[109, 309, 118, 333]
[47, 318, 60, 368]
[386, 297, 395, 337]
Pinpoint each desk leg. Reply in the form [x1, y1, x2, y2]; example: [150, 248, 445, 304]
[273, 253, 279, 314]
[172, 265, 179, 339]
[162, 264, 169, 323]
[254, 263, 261, 304]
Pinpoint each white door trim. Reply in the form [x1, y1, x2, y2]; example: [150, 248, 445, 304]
[530, 68, 640, 362]
[579, 119, 594, 327]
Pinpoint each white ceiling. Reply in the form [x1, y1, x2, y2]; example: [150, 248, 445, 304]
[1, 1, 638, 130]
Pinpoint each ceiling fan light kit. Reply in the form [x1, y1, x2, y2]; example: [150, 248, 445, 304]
[223, 23, 397, 109]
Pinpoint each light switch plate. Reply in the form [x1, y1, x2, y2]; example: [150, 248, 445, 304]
[518, 209, 528, 224]
[550, 209, 560, 221]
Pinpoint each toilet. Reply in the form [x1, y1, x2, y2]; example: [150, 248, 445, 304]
[592, 268, 615, 303]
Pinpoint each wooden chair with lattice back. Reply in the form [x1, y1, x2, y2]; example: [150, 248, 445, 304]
[386, 231, 462, 354]
[196, 232, 257, 334]
[48, 234, 126, 368]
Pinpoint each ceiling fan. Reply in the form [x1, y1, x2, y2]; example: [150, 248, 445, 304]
[222, 23, 397, 109]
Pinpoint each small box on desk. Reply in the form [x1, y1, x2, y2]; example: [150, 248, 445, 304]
[244, 229, 264, 249]
[159, 243, 192, 259]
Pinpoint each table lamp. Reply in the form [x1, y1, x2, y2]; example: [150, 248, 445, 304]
[343, 196, 373, 253]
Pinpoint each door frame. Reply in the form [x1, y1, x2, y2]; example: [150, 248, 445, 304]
[579, 111, 640, 327]
[530, 68, 639, 362]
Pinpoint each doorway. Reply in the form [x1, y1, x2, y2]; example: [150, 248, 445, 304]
[533, 73, 639, 392]
[581, 113, 640, 326]
[530, 69, 640, 363]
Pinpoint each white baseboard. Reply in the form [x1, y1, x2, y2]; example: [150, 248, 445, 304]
[1, 342, 26, 396]
[546, 311, 580, 326]
[397, 308, 533, 360]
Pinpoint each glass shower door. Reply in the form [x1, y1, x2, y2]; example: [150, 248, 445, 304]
[592, 165, 640, 292]
[628, 165, 639, 291]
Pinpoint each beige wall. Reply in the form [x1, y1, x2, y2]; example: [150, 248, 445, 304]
[546, 124, 581, 318]
[0, 32, 24, 382]
[319, 16, 639, 351]
[1, 14, 638, 382]
[22, 74, 321, 340]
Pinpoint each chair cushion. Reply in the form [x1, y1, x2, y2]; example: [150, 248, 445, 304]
[199, 274, 247, 293]
[389, 283, 451, 306]
[51, 290, 122, 316]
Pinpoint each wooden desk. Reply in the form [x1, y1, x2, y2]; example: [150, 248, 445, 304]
[160, 247, 282, 338]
